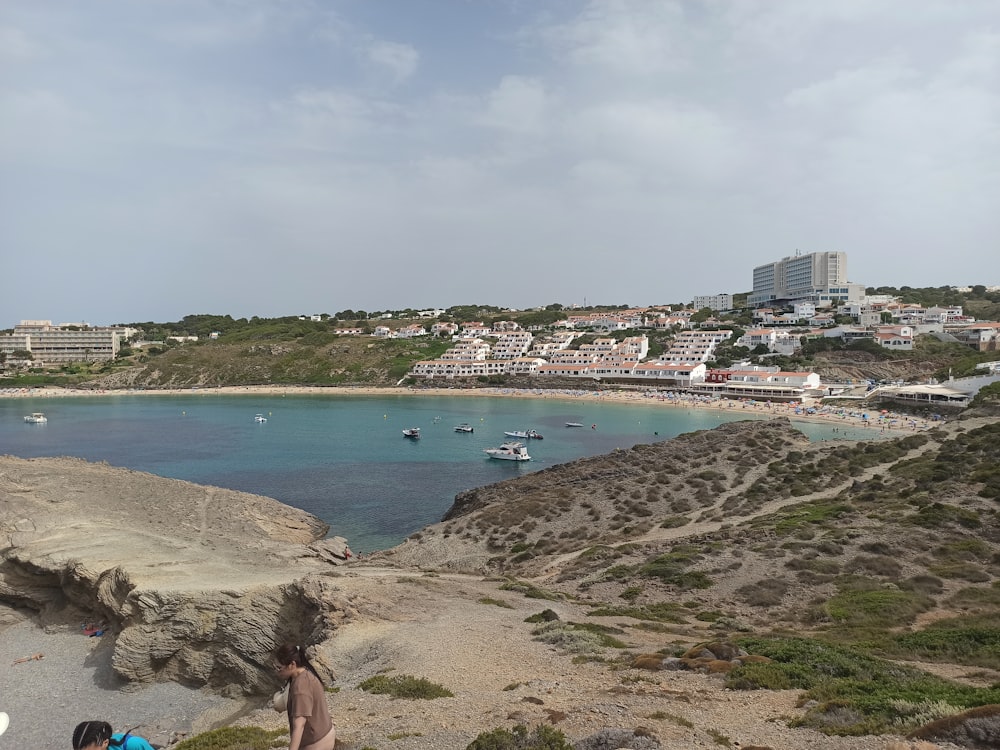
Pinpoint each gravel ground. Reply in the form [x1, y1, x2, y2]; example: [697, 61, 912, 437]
[0, 612, 242, 747]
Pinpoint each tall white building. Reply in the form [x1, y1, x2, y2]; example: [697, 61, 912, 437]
[693, 294, 733, 312]
[749, 251, 865, 308]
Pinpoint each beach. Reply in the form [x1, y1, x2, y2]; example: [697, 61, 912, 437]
[0, 383, 933, 434]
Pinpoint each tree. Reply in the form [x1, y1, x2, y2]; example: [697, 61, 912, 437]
[690, 307, 715, 324]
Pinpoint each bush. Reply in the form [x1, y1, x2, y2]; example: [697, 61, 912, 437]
[731, 635, 1000, 735]
[172, 727, 287, 750]
[466, 724, 573, 750]
[358, 674, 454, 699]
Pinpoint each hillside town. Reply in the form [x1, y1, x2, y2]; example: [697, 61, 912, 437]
[3, 251, 999, 407]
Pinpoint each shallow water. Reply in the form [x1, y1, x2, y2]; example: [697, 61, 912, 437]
[0, 392, 873, 550]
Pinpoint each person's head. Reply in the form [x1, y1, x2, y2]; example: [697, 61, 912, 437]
[71, 721, 115, 750]
[273, 643, 322, 684]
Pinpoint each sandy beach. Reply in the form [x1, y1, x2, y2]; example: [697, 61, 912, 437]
[1, 383, 933, 434]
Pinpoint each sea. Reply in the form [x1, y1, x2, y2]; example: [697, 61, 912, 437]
[0, 391, 874, 552]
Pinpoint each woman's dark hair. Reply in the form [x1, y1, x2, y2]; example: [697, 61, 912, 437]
[274, 643, 323, 685]
[72, 721, 134, 749]
[72, 721, 113, 749]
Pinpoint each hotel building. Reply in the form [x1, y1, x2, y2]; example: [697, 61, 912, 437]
[749, 251, 865, 309]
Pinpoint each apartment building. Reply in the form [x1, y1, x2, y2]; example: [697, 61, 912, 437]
[490, 332, 534, 359]
[0, 320, 122, 364]
[736, 328, 800, 355]
[661, 330, 732, 363]
[440, 338, 492, 360]
[749, 251, 865, 308]
[692, 294, 733, 311]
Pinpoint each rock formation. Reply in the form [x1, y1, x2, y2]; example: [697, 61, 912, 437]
[0, 456, 352, 694]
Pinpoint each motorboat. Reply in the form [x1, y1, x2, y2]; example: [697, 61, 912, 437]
[402, 427, 421, 439]
[484, 441, 531, 461]
[454, 423, 474, 433]
[254, 414, 267, 423]
[504, 429, 543, 440]
[24, 412, 48, 424]
[565, 422, 584, 428]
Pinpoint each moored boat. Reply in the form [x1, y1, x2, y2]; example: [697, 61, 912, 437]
[504, 429, 543, 440]
[454, 423, 474, 433]
[565, 422, 584, 428]
[24, 412, 48, 424]
[402, 427, 421, 439]
[254, 414, 267, 423]
[484, 441, 531, 461]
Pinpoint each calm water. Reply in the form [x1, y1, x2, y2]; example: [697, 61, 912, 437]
[0, 393, 868, 551]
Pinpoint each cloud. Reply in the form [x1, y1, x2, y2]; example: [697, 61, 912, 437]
[364, 39, 419, 85]
[537, 0, 690, 76]
[0, 25, 42, 61]
[568, 98, 743, 186]
[481, 76, 549, 135]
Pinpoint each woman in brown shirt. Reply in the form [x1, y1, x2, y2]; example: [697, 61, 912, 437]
[273, 644, 335, 750]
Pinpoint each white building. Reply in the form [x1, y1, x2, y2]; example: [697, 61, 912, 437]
[0, 320, 122, 364]
[749, 251, 865, 308]
[490, 332, 534, 359]
[662, 330, 732, 363]
[693, 294, 733, 311]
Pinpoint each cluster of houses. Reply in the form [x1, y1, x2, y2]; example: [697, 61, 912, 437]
[408, 325, 825, 401]
[5, 291, 999, 374]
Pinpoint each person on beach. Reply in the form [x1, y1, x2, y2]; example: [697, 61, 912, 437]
[273, 644, 335, 750]
[71, 721, 154, 750]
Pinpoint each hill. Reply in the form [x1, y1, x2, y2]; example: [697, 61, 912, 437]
[4, 412, 1000, 748]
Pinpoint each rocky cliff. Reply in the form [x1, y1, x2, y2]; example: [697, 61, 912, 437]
[0, 456, 353, 695]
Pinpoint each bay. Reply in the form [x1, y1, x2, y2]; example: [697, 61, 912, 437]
[0, 392, 871, 552]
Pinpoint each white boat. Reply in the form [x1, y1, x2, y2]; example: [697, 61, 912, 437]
[504, 429, 544, 440]
[24, 412, 48, 424]
[484, 441, 531, 461]
[402, 427, 421, 439]
[254, 414, 267, 423]
[454, 423, 474, 433]
[565, 422, 584, 428]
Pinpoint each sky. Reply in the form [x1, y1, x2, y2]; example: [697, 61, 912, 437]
[2, 0, 999, 326]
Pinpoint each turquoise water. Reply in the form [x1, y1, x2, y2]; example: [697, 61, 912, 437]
[0, 393, 872, 551]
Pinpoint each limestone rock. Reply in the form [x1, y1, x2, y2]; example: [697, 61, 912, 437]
[0, 455, 349, 694]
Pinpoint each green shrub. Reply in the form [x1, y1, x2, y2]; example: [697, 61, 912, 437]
[825, 584, 932, 630]
[500, 580, 564, 601]
[887, 619, 1000, 669]
[731, 635, 1000, 735]
[587, 602, 689, 623]
[172, 727, 287, 750]
[358, 674, 454, 699]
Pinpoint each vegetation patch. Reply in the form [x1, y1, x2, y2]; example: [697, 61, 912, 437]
[884, 617, 1000, 669]
[586, 602, 689, 623]
[638, 546, 712, 590]
[466, 724, 572, 750]
[358, 674, 454, 699]
[531, 621, 628, 653]
[730, 635, 1000, 735]
[500, 580, 565, 601]
[824, 582, 933, 631]
[479, 597, 514, 609]
[172, 727, 287, 750]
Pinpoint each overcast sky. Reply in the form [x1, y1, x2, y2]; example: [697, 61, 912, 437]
[2, 0, 998, 326]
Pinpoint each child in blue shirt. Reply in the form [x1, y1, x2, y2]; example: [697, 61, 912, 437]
[71, 721, 154, 750]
